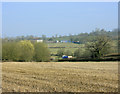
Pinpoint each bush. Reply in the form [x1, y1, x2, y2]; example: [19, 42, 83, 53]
[57, 49, 65, 57]
[74, 48, 85, 58]
[17, 40, 34, 62]
[2, 40, 51, 62]
[2, 42, 20, 61]
[33, 42, 50, 62]
[64, 50, 73, 56]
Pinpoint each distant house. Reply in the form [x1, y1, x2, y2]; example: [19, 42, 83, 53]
[37, 40, 43, 43]
[56, 40, 59, 43]
[30, 39, 43, 43]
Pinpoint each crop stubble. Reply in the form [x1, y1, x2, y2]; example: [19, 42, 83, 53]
[2, 62, 118, 92]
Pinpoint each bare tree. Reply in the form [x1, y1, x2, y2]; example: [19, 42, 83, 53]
[86, 36, 110, 59]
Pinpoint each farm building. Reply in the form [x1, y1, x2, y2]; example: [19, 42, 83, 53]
[37, 40, 43, 43]
[30, 39, 43, 43]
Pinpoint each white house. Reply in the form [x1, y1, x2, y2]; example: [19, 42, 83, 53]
[37, 40, 43, 43]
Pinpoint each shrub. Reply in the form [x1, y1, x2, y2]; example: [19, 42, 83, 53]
[74, 48, 85, 58]
[64, 50, 73, 56]
[17, 40, 34, 62]
[2, 42, 20, 61]
[57, 49, 65, 57]
[33, 42, 50, 62]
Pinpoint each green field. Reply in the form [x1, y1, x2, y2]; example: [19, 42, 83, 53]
[2, 62, 118, 92]
[47, 43, 85, 55]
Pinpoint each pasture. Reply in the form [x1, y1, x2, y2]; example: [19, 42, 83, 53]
[47, 43, 84, 54]
[2, 62, 118, 92]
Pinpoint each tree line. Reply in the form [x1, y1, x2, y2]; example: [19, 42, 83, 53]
[2, 40, 50, 62]
[2, 28, 118, 44]
[48, 28, 118, 44]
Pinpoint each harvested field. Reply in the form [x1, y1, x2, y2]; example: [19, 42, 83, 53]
[2, 62, 118, 92]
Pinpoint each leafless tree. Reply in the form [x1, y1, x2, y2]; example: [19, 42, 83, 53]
[86, 36, 110, 59]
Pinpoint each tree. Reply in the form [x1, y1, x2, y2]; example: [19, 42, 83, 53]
[69, 34, 74, 42]
[86, 36, 110, 59]
[17, 40, 34, 61]
[64, 50, 73, 56]
[55, 34, 58, 38]
[33, 42, 50, 62]
[2, 42, 20, 61]
[48, 38, 53, 41]
[57, 49, 65, 57]
[74, 48, 85, 58]
[42, 35, 46, 41]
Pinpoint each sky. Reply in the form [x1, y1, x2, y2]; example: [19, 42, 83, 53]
[2, 2, 118, 37]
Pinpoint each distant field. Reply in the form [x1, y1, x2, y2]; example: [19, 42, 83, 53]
[2, 62, 118, 92]
[47, 43, 84, 54]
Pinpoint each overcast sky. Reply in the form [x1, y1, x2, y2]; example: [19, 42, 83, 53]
[2, 2, 118, 37]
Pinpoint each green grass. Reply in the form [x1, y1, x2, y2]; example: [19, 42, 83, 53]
[47, 42, 118, 58]
[47, 43, 83, 48]
[47, 43, 85, 54]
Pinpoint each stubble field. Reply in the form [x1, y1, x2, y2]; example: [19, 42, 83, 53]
[1, 62, 118, 92]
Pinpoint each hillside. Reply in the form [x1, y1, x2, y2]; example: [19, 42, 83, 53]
[47, 43, 84, 55]
[47, 28, 118, 44]
[3, 28, 118, 44]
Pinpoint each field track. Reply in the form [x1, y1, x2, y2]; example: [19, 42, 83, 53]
[2, 62, 118, 92]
